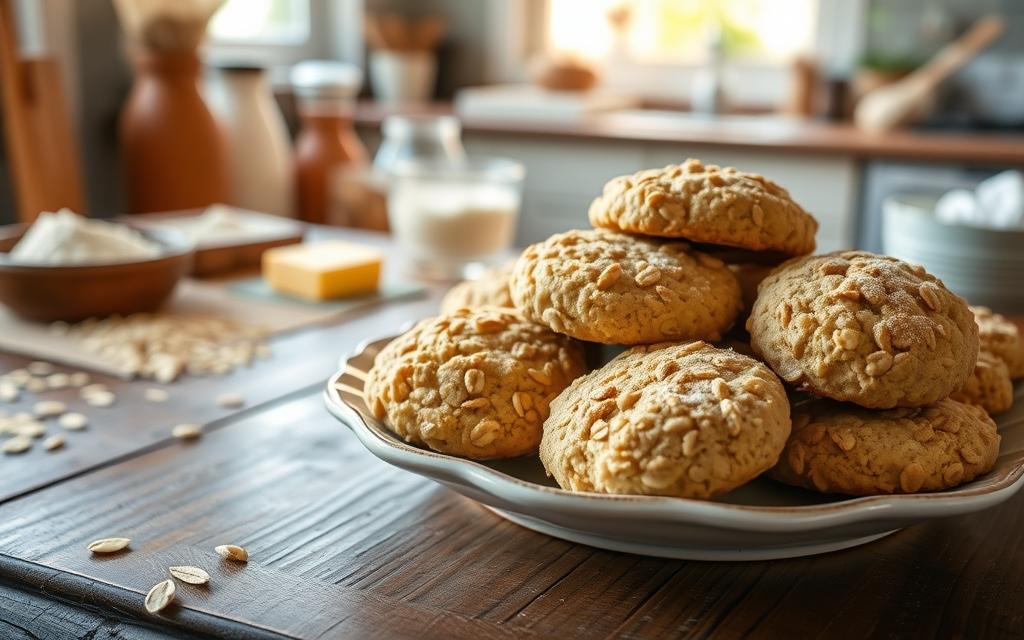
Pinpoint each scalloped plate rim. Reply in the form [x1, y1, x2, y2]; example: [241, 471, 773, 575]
[323, 334, 1024, 536]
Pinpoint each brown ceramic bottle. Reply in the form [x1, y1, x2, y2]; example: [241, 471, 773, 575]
[291, 61, 367, 225]
[120, 51, 231, 213]
[293, 108, 367, 224]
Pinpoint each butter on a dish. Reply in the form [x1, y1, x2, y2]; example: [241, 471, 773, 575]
[262, 241, 382, 301]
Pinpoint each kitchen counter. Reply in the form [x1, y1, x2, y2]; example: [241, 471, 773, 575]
[1, 225, 1024, 639]
[355, 102, 1024, 166]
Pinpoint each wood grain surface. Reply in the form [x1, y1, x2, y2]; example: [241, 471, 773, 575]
[2, 388, 1023, 639]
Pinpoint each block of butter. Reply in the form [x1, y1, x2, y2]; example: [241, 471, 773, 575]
[262, 240, 382, 301]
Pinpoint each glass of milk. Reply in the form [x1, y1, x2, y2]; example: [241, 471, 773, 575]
[388, 157, 524, 280]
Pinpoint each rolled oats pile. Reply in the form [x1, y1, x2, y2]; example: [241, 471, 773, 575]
[52, 313, 271, 382]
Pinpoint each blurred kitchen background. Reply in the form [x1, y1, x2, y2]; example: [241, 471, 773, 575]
[1, 0, 1022, 307]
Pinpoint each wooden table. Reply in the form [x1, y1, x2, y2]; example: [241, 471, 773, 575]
[1, 230, 1023, 640]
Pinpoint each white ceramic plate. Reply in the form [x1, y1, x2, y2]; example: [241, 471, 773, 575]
[323, 335, 1024, 561]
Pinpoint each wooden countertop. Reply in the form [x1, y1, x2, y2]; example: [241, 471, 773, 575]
[2, 226, 1024, 639]
[355, 102, 1024, 166]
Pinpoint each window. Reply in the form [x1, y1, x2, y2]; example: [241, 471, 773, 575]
[547, 0, 817, 63]
[208, 0, 311, 45]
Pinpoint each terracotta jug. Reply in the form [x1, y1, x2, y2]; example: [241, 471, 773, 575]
[120, 52, 230, 213]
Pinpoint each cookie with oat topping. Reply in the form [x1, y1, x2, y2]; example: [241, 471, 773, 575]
[440, 262, 515, 314]
[588, 159, 818, 256]
[972, 306, 1024, 379]
[365, 308, 587, 460]
[510, 229, 741, 345]
[951, 351, 1014, 415]
[770, 397, 999, 496]
[540, 341, 791, 499]
[748, 251, 978, 408]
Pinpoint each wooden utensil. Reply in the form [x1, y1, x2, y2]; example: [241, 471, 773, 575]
[855, 15, 1004, 132]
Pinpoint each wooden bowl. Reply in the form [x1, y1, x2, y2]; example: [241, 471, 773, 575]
[0, 223, 194, 322]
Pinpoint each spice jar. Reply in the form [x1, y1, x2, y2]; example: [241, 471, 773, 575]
[291, 61, 367, 225]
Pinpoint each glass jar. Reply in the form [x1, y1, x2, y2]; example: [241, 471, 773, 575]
[334, 115, 467, 232]
[374, 115, 466, 171]
[388, 157, 525, 280]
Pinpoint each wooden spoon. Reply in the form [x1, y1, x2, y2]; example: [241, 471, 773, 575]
[854, 15, 1004, 132]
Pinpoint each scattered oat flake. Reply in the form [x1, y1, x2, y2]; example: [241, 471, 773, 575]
[215, 544, 248, 562]
[216, 393, 244, 409]
[172, 423, 202, 440]
[169, 565, 210, 585]
[68, 372, 91, 387]
[2, 436, 31, 454]
[144, 388, 170, 403]
[80, 383, 109, 397]
[34, 401, 67, 418]
[0, 383, 18, 402]
[43, 434, 65, 451]
[87, 537, 131, 553]
[144, 579, 176, 614]
[85, 391, 116, 407]
[46, 373, 70, 389]
[27, 361, 54, 376]
[59, 412, 88, 430]
[15, 420, 45, 438]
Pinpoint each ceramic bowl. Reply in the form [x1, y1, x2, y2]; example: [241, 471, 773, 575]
[324, 335, 1024, 561]
[0, 222, 194, 322]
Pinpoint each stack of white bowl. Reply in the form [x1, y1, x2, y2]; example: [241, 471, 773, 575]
[883, 193, 1024, 313]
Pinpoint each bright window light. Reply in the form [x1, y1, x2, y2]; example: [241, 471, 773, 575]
[548, 0, 817, 62]
[208, 0, 310, 44]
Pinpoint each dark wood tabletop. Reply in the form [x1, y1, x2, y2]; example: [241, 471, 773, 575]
[1, 228, 1023, 640]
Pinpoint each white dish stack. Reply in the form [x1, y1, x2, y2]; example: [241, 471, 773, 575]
[883, 192, 1024, 313]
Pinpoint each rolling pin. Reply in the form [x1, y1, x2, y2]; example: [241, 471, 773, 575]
[854, 15, 1004, 132]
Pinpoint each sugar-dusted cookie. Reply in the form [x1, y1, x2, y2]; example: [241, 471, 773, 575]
[951, 351, 1014, 415]
[540, 341, 791, 499]
[439, 262, 515, 314]
[972, 306, 1024, 379]
[748, 251, 979, 408]
[588, 159, 818, 256]
[510, 229, 741, 345]
[365, 308, 587, 460]
[771, 398, 999, 496]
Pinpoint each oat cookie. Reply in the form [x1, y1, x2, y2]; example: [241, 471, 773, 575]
[365, 308, 587, 460]
[972, 306, 1024, 378]
[540, 341, 791, 499]
[771, 398, 999, 496]
[729, 262, 773, 317]
[510, 229, 741, 344]
[748, 251, 979, 408]
[588, 159, 818, 256]
[440, 262, 515, 314]
[951, 351, 1014, 415]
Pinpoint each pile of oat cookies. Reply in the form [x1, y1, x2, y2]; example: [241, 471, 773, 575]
[372, 158, 1021, 500]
